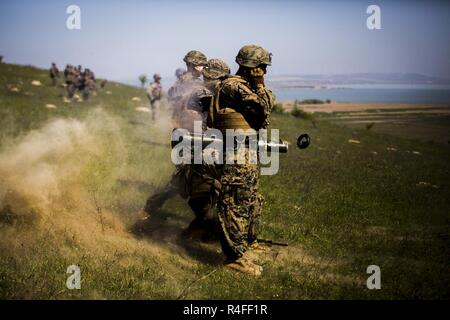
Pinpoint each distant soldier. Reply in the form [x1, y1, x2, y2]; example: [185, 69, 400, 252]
[146, 74, 163, 121]
[0, 56, 3, 63]
[80, 75, 90, 100]
[175, 68, 186, 80]
[100, 79, 108, 89]
[65, 65, 79, 98]
[86, 68, 95, 82]
[49, 62, 60, 86]
[80, 68, 96, 100]
[63, 64, 71, 79]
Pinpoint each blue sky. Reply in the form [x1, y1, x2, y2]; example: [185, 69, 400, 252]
[1, 0, 449, 83]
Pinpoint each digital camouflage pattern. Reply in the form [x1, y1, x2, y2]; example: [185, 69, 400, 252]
[216, 150, 264, 260]
[183, 50, 207, 66]
[217, 75, 275, 129]
[215, 149, 265, 261]
[235, 44, 272, 68]
[202, 58, 231, 80]
[210, 45, 275, 264]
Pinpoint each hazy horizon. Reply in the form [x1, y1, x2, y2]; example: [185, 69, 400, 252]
[1, 0, 450, 84]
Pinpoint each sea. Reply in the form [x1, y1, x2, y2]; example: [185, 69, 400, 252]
[269, 84, 450, 104]
[132, 78, 450, 105]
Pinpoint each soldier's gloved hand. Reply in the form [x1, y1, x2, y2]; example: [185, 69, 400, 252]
[250, 76, 265, 89]
[249, 67, 265, 89]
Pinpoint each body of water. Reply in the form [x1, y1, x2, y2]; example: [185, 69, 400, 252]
[270, 84, 450, 104]
[126, 78, 450, 105]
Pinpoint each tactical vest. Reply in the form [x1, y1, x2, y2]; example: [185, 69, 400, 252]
[209, 77, 251, 132]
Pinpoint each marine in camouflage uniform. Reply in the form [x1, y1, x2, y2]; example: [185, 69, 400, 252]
[210, 45, 275, 276]
[168, 50, 207, 127]
[49, 63, 59, 86]
[143, 58, 231, 241]
[181, 59, 231, 239]
[80, 68, 96, 100]
[143, 51, 211, 236]
[147, 73, 163, 121]
[100, 79, 108, 89]
[65, 65, 79, 98]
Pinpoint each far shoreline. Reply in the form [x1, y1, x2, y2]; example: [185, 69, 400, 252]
[278, 100, 450, 113]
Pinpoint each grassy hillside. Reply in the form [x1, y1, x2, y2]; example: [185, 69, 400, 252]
[0, 63, 449, 299]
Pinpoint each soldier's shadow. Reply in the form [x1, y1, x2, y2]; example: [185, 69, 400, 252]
[130, 209, 223, 266]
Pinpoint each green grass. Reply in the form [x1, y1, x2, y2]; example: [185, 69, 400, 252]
[0, 63, 449, 299]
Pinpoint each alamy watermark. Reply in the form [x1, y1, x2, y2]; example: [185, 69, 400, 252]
[366, 5, 381, 30]
[66, 5, 81, 30]
[66, 264, 81, 290]
[366, 265, 381, 290]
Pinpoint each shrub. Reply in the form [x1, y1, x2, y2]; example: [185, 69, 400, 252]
[291, 106, 313, 119]
[272, 103, 284, 114]
[300, 99, 324, 104]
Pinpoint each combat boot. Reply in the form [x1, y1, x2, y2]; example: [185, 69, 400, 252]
[248, 240, 271, 254]
[224, 254, 263, 276]
[144, 187, 177, 215]
[181, 217, 208, 240]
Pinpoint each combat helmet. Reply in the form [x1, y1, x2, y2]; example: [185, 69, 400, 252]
[183, 50, 207, 66]
[175, 68, 185, 78]
[202, 58, 231, 80]
[235, 44, 272, 68]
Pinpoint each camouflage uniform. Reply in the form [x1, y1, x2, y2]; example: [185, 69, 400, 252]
[79, 69, 92, 100]
[168, 51, 207, 127]
[211, 45, 275, 270]
[65, 65, 79, 98]
[144, 58, 232, 241]
[49, 63, 59, 86]
[147, 74, 163, 121]
[183, 59, 231, 237]
[144, 50, 208, 220]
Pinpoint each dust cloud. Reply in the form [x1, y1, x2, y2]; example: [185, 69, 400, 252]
[0, 108, 131, 247]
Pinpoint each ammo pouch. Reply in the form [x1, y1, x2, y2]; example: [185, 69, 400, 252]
[209, 77, 252, 132]
[214, 108, 251, 132]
